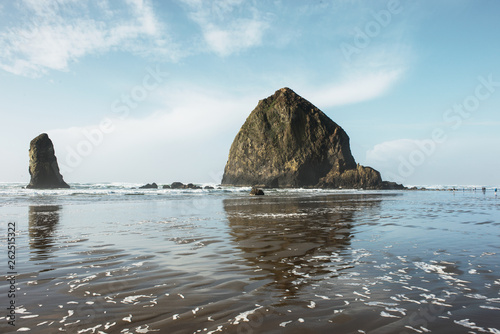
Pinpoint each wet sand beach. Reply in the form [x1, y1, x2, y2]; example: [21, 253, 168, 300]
[1, 187, 499, 333]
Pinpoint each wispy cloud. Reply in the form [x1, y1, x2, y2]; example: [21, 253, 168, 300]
[48, 84, 258, 182]
[306, 69, 403, 108]
[364, 138, 435, 184]
[0, 0, 176, 77]
[180, 0, 269, 56]
[366, 138, 423, 164]
[304, 39, 410, 108]
[365, 136, 500, 185]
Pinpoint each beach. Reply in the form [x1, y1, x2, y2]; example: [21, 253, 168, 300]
[1, 185, 499, 333]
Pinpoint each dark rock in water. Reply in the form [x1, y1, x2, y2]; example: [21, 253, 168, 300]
[250, 187, 265, 196]
[170, 182, 202, 189]
[381, 181, 406, 190]
[162, 185, 171, 189]
[140, 183, 158, 189]
[26, 133, 70, 189]
[204, 186, 214, 190]
[221, 88, 403, 189]
[170, 182, 185, 189]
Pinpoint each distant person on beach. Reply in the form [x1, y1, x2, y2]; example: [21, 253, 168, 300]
[495, 188, 498, 196]
[482, 187, 486, 194]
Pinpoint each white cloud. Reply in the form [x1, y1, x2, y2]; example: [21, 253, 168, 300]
[180, 0, 269, 56]
[364, 136, 500, 186]
[363, 138, 439, 184]
[0, 0, 176, 77]
[301, 42, 410, 108]
[305, 69, 403, 108]
[48, 85, 259, 183]
[366, 138, 424, 163]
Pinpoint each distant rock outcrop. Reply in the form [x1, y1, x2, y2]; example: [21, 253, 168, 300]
[221, 88, 403, 189]
[250, 187, 265, 196]
[169, 182, 202, 189]
[27, 133, 70, 189]
[140, 183, 158, 189]
[170, 182, 185, 189]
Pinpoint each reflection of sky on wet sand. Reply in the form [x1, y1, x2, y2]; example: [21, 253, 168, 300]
[3, 191, 499, 334]
[29, 205, 61, 261]
[224, 194, 384, 296]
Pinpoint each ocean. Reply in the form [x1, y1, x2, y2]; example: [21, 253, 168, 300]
[0, 183, 499, 334]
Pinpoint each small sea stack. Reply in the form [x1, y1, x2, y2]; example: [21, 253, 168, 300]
[26, 133, 70, 189]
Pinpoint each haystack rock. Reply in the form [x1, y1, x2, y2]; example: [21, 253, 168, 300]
[221, 88, 403, 189]
[27, 133, 70, 189]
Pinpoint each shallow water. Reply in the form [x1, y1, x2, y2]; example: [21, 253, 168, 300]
[1, 186, 499, 333]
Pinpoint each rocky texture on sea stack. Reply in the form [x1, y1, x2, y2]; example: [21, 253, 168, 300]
[221, 88, 403, 189]
[27, 133, 70, 189]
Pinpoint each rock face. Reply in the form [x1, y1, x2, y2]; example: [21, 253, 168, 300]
[221, 88, 403, 189]
[27, 133, 70, 189]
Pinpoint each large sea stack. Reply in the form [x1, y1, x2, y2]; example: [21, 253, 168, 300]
[27, 133, 70, 189]
[221, 88, 402, 189]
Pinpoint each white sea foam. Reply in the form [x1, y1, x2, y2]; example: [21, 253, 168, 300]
[414, 262, 447, 275]
[232, 306, 263, 325]
[465, 293, 488, 300]
[404, 325, 423, 333]
[454, 319, 485, 332]
[353, 291, 370, 299]
[20, 315, 39, 319]
[122, 295, 152, 304]
[480, 305, 500, 310]
[307, 301, 316, 309]
[280, 321, 292, 327]
[135, 324, 160, 333]
[314, 294, 330, 300]
[77, 324, 101, 333]
[380, 311, 400, 318]
[366, 301, 399, 307]
[59, 310, 74, 324]
[0, 182, 386, 207]
[207, 326, 224, 333]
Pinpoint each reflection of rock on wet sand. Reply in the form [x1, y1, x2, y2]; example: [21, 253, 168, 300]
[224, 194, 383, 295]
[29, 205, 61, 261]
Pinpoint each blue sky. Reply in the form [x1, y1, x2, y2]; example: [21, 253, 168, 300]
[0, 0, 499, 186]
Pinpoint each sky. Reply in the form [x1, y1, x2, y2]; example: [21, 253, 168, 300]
[0, 0, 499, 186]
